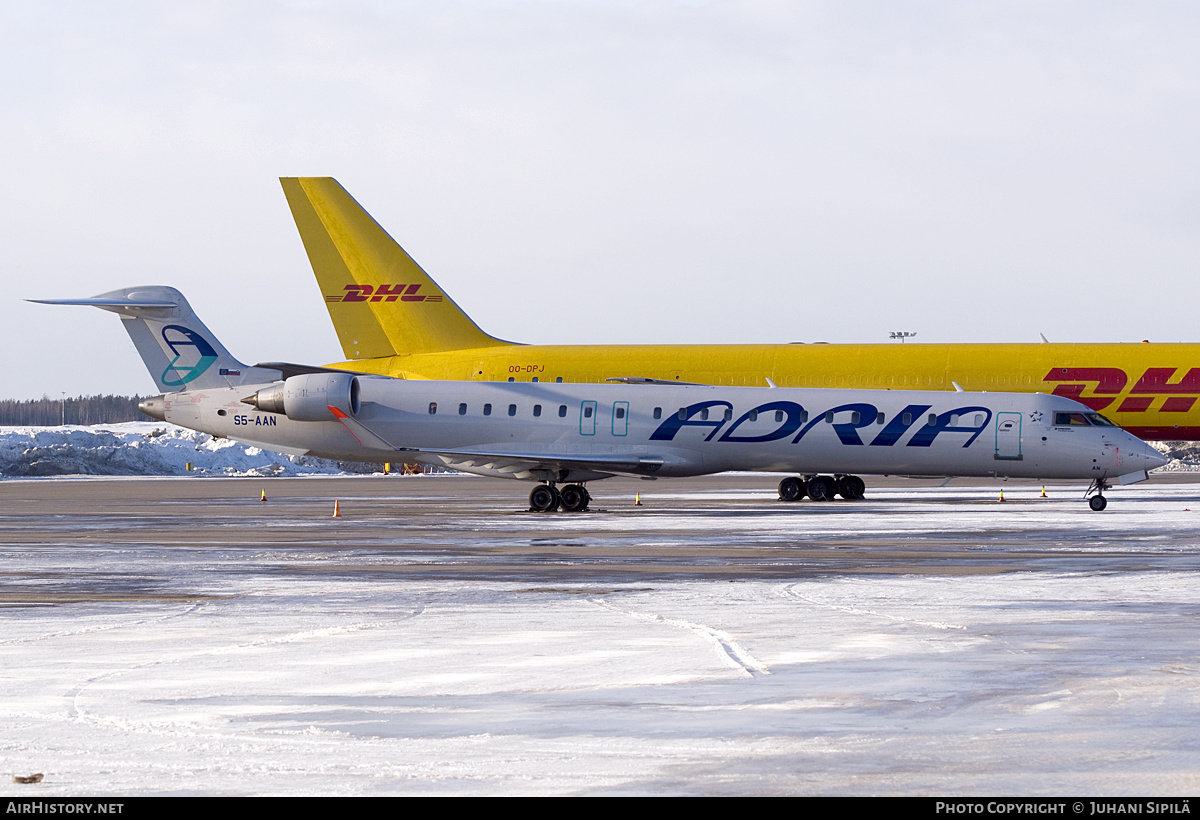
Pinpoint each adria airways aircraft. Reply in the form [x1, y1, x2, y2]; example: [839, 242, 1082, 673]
[34, 287, 1166, 511]
[282, 177, 1200, 441]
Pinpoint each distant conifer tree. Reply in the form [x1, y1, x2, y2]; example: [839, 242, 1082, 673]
[0, 395, 150, 426]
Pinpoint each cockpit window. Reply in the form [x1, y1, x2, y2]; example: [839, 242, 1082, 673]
[1085, 413, 1118, 427]
[1054, 412, 1091, 426]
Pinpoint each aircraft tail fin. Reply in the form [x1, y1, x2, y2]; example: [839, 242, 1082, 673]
[31, 287, 282, 393]
[281, 177, 510, 359]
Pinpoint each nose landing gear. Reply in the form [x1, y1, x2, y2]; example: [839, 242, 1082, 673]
[1085, 477, 1110, 511]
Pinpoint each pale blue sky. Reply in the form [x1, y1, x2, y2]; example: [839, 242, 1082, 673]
[4, 1, 1199, 399]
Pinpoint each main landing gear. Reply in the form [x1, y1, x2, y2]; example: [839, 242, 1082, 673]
[778, 474, 866, 502]
[529, 482, 591, 513]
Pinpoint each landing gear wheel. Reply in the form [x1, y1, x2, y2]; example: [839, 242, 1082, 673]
[1089, 494, 1108, 512]
[807, 475, 836, 501]
[529, 484, 560, 512]
[778, 476, 806, 502]
[837, 475, 866, 500]
[559, 484, 589, 512]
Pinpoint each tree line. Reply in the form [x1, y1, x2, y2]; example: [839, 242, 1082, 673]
[0, 395, 151, 426]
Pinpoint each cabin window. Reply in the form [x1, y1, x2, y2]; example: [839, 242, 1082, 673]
[508, 404, 517, 416]
[798, 411, 809, 424]
[458, 403, 467, 415]
[533, 404, 542, 417]
[974, 414, 984, 426]
[556, 377, 563, 383]
[507, 377, 514, 382]
[532, 377, 538, 383]
[876, 412, 885, 425]
[902, 412, 912, 425]
[558, 404, 567, 418]
[851, 411, 861, 424]
[928, 414, 937, 425]
[678, 408, 686, 420]
[483, 403, 492, 416]
[428, 402, 437, 415]
[825, 411, 834, 423]
[584, 406, 594, 418]
[615, 406, 626, 419]
[700, 408, 710, 421]
[653, 407, 662, 420]
[749, 410, 758, 422]
[950, 414, 959, 426]
[775, 410, 784, 423]
[723, 408, 732, 421]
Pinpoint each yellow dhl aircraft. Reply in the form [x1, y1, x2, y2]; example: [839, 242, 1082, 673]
[281, 177, 1200, 441]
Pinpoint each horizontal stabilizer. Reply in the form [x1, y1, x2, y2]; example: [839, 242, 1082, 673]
[32, 286, 282, 393]
[255, 361, 376, 380]
[29, 297, 177, 309]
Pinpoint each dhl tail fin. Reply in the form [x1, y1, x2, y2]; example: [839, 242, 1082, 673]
[30, 287, 282, 393]
[281, 177, 510, 359]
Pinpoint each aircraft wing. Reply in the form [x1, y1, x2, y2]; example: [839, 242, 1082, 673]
[327, 407, 664, 478]
[400, 447, 665, 479]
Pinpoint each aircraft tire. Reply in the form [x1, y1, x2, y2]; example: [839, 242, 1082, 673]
[778, 476, 806, 502]
[807, 476, 836, 501]
[560, 484, 588, 512]
[1089, 494, 1108, 512]
[838, 475, 866, 500]
[529, 484, 560, 512]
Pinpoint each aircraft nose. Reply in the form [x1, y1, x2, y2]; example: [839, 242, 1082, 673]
[1142, 442, 1170, 470]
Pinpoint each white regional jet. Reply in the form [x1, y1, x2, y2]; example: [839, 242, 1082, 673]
[35, 287, 1168, 511]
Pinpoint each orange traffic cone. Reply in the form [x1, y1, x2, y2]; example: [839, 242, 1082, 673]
[999, 489, 1005, 503]
[1041, 486, 1047, 498]
[332, 499, 342, 518]
[261, 489, 267, 502]
[635, 492, 642, 506]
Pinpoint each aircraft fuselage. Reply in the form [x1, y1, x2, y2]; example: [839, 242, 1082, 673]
[148, 376, 1165, 485]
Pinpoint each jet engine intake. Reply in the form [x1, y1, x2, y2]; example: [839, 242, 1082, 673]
[243, 373, 361, 421]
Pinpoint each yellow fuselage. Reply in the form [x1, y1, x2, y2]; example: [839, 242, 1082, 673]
[327, 341, 1200, 440]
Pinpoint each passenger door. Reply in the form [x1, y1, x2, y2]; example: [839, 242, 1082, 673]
[994, 412, 1023, 460]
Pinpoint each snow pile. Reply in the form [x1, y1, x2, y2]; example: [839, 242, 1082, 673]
[1151, 441, 1200, 472]
[0, 422, 382, 477]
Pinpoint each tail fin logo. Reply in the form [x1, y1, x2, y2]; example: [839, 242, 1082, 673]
[325, 284, 444, 304]
[160, 325, 219, 386]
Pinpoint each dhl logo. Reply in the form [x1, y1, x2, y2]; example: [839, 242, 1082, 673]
[1044, 368, 1200, 414]
[325, 284, 444, 304]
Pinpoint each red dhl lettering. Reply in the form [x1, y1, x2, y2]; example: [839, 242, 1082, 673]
[324, 284, 444, 303]
[1043, 367, 1200, 413]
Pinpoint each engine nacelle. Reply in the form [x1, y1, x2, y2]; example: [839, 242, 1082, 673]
[243, 373, 361, 421]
